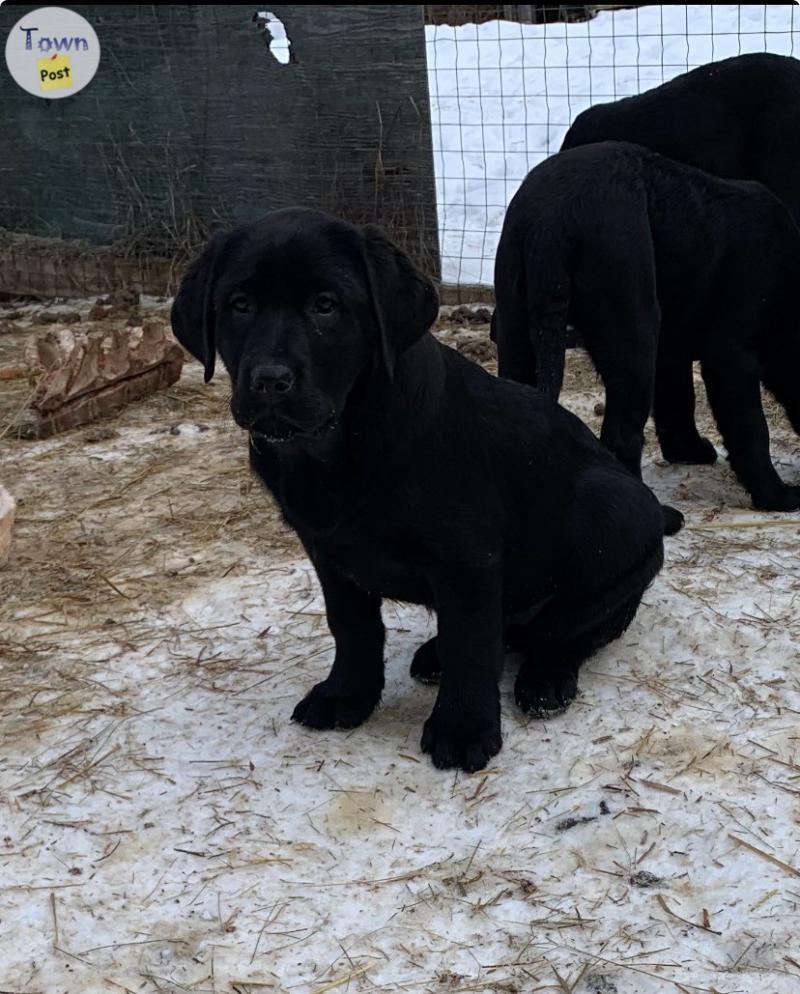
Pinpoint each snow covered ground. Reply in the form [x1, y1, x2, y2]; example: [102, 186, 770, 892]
[2, 298, 800, 993]
[427, 4, 800, 282]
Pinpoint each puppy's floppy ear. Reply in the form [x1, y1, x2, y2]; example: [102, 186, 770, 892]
[361, 225, 439, 379]
[171, 231, 228, 382]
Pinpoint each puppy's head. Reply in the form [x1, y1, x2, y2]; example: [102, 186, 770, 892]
[171, 209, 438, 446]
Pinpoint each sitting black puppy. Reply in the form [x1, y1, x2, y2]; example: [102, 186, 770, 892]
[492, 141, 800, 514]
[172, 208, 664, 772]
[562, 52, 800, 223]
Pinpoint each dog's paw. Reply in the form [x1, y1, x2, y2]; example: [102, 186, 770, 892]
[515, 666, 578, 718]
[661, 504, 684, 536]
[421, 703, 502, 772]
[410, 637, 441, 684]
[661, 435, 717, 465]
[292, 680, 380, 730]
[752, 485, 800, 512]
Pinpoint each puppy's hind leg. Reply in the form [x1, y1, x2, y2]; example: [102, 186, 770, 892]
[702, 339, 800, 510]
[515, 548, 660, 717]
[517, 455, 665, 719]
[514, 641, 582, 717]
[412, 626, 530, 684]
[591, 318, 656, 479]
[574, 241, 682, 534]
[762, 338, 800, 438]
[584, 303, 682, 534]
[654, 353, 717, 465]
[410, 636, 441, 684]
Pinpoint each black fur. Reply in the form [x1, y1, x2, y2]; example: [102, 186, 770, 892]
[562, 52, 800, 223]
[493, 141, 800, 512]
[173, 208, 664, 772]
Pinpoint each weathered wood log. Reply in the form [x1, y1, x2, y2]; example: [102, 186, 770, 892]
[14, 319, 184, 438]
[15, 361, 183, 438]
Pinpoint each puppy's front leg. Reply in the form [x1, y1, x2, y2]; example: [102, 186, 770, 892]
[422, 568, 503, 772]
[292, 560, 385, 731]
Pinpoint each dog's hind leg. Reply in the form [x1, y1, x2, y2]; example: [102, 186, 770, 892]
[587, 307, 658, 480]
[580, 292, 683, 536]
[569, 212, 659, 479]
[654, 353, 717, 464]
[762, 337, 800, 437]
[702, 335, 800, 510]
[572, 225, 682, 534]
[411, 625, 538, 684]
[514, 544, 662, 717]
[410, 636, 441, 684]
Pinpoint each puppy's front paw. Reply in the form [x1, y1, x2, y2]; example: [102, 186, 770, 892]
[292, 680, 381, 730]
[515, 666, 578, 718]
[421, 699, 502, 772]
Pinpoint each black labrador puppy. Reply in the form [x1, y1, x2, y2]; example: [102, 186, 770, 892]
[172, 208, 664, 772]
[562, 53, 800, 223]
[492, 141, 800, 513]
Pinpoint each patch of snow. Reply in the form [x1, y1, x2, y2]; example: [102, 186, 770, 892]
[257, 10, 291, 65]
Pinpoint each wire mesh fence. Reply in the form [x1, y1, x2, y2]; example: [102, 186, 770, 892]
[0, 5, 440, 297]
[426, 3, 800, 286]
[4, 5, 800, 299]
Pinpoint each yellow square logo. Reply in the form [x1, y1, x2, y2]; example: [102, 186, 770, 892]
[38, 54, 73, 92]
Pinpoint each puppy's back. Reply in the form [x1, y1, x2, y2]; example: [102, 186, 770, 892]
[500, 142, 797, 287]
[561, 53, 800, 214]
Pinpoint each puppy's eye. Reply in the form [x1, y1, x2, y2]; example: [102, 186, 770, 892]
[229, 293, 252, 314]
[312, 293, 338, 315]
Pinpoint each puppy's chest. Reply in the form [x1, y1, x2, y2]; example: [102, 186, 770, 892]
[324, 532, 433, 606]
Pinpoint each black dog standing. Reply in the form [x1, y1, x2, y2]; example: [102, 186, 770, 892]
[493, 142, 800, 515]
[562, 52, 800, 223]
[172, 208, 664, 772]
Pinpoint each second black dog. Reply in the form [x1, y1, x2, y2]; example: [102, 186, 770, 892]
[172, 208, 664, 772]
[493, 141, 800, 514]
[562, 52, 800, 223]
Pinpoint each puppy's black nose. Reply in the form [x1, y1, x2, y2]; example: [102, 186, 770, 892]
[250, 364, 294, 396]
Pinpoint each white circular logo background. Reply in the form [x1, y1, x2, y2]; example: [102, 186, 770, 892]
[5, 6, 100, 99]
